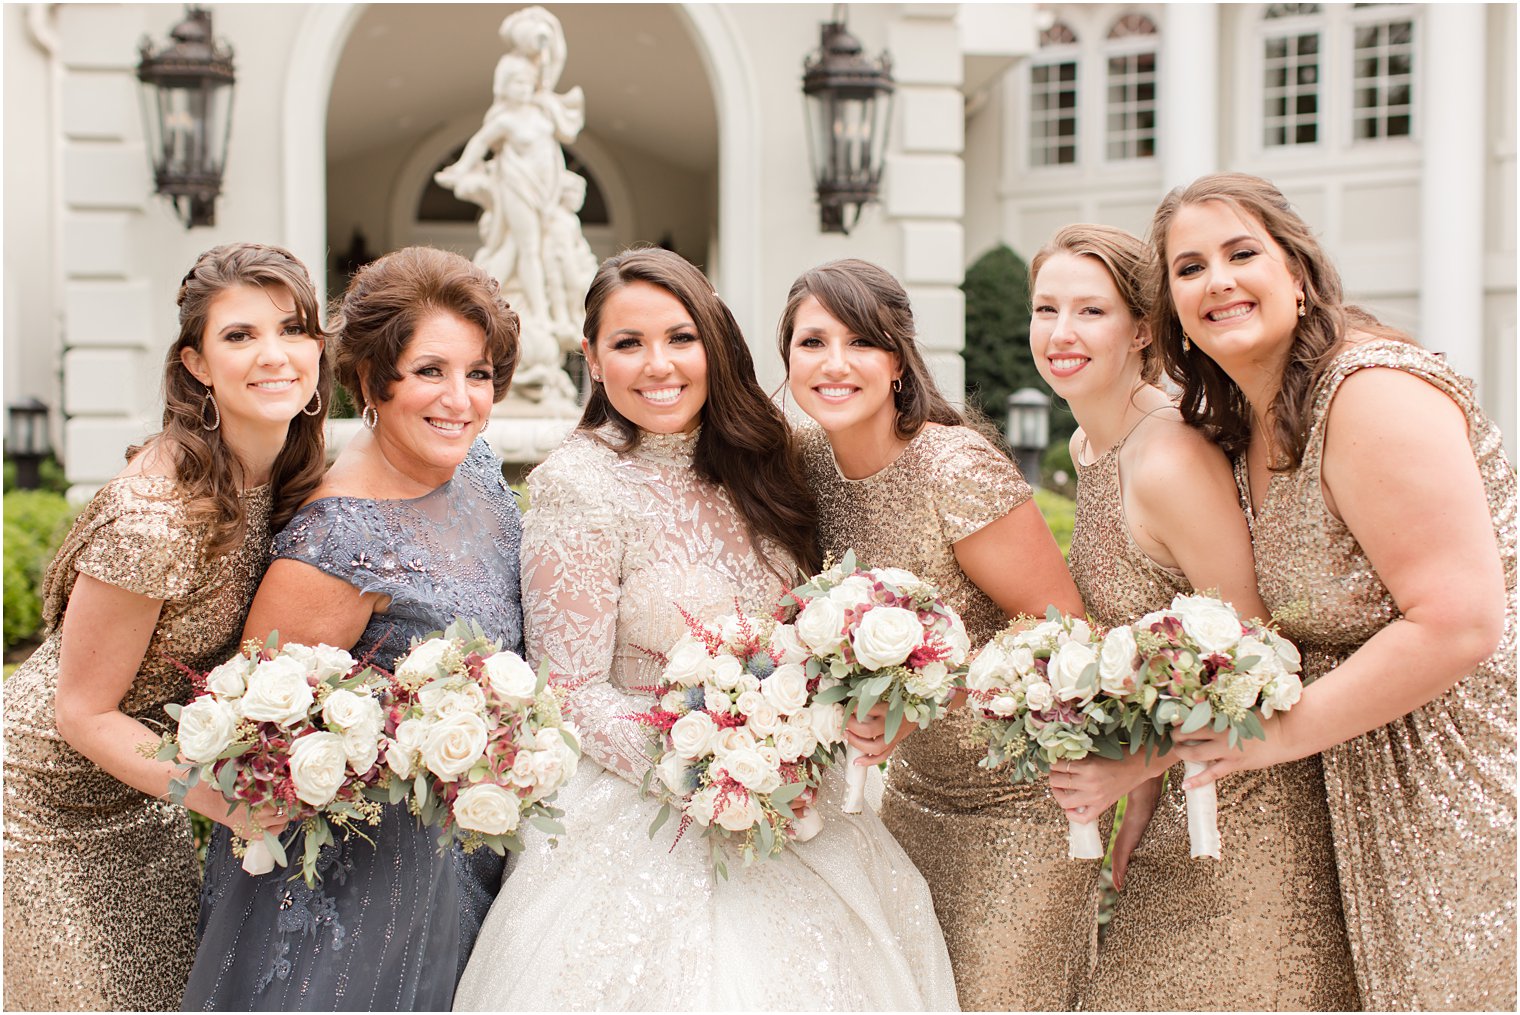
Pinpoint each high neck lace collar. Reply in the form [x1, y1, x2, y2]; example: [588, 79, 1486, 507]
[635, 426, 700, 465]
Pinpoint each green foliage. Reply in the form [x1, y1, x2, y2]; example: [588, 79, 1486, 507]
[1041, 439, 1077, 499]
[1033, 487, 1075, 558]
[3, 455, 69, 495]
[4, 490, 76, 647]
[960, 244, 1075, 448]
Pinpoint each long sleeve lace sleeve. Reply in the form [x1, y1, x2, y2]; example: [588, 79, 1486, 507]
[520, 445, 655, 786]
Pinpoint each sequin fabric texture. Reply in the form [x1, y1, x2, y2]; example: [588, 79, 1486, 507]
[1242, 340, 1517, 1010]
[801, 422, 1105, 1011]
[454, 426, 959, 1011]
[3, 477, 273, 1011]
[184, 439, 521, 1010]
[1068, 433, 1359, 1011]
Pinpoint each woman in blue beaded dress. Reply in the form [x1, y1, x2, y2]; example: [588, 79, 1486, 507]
[183, 247, 523, 1010]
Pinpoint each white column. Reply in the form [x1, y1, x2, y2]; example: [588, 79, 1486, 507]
[1419, 3, 1486, 380]
[1160, 4, 1220, 191]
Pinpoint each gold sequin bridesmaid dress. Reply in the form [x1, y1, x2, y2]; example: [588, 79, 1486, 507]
[3, 477, 272, 1010]
[1068, 427, 1359, 1011]
[801, 423, 1104, 1011]
[1240, 340, 1516, 1010]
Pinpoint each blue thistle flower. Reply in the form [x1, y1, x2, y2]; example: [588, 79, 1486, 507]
[684, 686, 706, 712]
[747, 654, 776, 680]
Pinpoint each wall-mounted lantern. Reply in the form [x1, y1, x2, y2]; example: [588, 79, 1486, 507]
[801, 7, 894, 234]
[1006, 388, 1051, 489]
[7, 398, 52, 490]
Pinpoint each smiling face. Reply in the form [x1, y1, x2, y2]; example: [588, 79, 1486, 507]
[785, 294, 901, 442]
[585, 280, 708, 434]
[1029, 252, 1148, 404]
[180, 283, 323, 437]
[1165, 199, 1305, 370]
[370, 310, 496, 476]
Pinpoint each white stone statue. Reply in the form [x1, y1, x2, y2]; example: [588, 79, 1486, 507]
[436, 6, 587, 414]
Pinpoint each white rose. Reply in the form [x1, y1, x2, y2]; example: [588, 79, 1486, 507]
[1023, 680, 1055, 713]
[851, 606, 922, 670]
[1172, 595, 1244, 655]
[713, 726, 757, 757]
[714, 792, 764, 833]
[281, 642, 357, 683]
[1269, 631, 1302, 673]
[1235, 635, 1284, 685]
[966, 642, 1010, 693]
[655, 753, 692, 797]
[452, 783, 521, 836]
[761, 664, 809, 715]
[768, 624, 810, 665]
[720, 747, 781, 794]
[940, 612, 971, 666]
[288, 731, 348, 806]
[177, 695, 240, 763]
[419, 711, 488, 781]
[417, 679, 487, 719]
[239, 656, 316, 727]
[670, 710, 719, 760]
[744, 701, 782, 738]
[871, 567, 920, 588]
[734, 672, 761, 695]
[1261, 672, 1303, 718]
[205, 655, 255, 699]
[386, 718, 426, 780]
[663, 639, 713, 689]
[905, 660, 950, 699]
[483, 651, 538, 706]
[1097, 626, 1139, 696]
[796, 597, 848, 655]
[704, 688, 734, 715]
[518, 749, 566, 799]
[340, 726, 381, 776]
[809, 702, 846, 748]
[1068, 619, 1095, 644]
[734, 690, 767, 717]
[709, 655, 744, 692]
[1048, 641, 1099, 705]
[827, 574, 877, 610]
[686, 785, 720, 826]
[772, 723, 816, 763]
[987, 693, 1021, 718]
[396, 638, 454, 682]
[322, 688, 380, 732]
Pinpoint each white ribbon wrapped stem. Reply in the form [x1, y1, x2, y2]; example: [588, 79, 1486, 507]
[241, 836, 276, 876]
[1183, 760, 1221, 859]
[790, 807, 823, 842]
[841, 744, 868, 814]
[1067, 815, 1105, 859]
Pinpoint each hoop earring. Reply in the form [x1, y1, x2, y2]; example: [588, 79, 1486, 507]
[302, 389, 323, 417]
[1297, 295, 1307, 318]
[200, 390, 221, 431]
[891, 377, 903, 394]
[479, 416, 490, 434]
[361, 404, 379, 429]
[1181, 333, 1192, 353]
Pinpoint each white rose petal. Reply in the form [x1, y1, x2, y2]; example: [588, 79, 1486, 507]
[851, 606, 922, 670]
[239, 656, 316, 727]
[288, 731, 348, 806]
[453, 783, 521, 836]
[655, 753, 692, 797]
[205, 655, 255, 699]
[1261, 672, 1303, 718]
[809, 702, 846, 748]
[1097, 626, 1139, 696]
[177, 695, 240, 763]
[734, 690, 767, 718]
[904, 660, 950, 699]
[419, 712, 488, 781]
[663, 640, 713, 689]
[709, 655, 744, 692]
[1048, 641, 1099, 705]
[768, 624, 810, 666]
[396, 638, 454, 683]
[282, 642, 357, 683]
[744, 701, 782, 738]
[704, 688, 734, 716]
[827, 575, 877, 611]
[796, 597, 848, 656]
[670, 710, 719, 760]
[714, 792, 764, 833]
[713, 726, 757, 757]
[687, 785, 720, 826]
[1023, 680, 1055, 713]
[1172, 595, 1244, 655]
[483, 651, 538, 706]
[720, 747, 782, 794]
[761, 663, 809, 715]
[772, 723, 816, 763]
[966, 642, 1011, 693]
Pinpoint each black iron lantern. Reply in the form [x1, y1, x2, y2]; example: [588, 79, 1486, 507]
[802, 7, 894, 234]
[7, 398, 52, 491]
[1006, 388, 1051, 490]
[136, 6, 236, 229]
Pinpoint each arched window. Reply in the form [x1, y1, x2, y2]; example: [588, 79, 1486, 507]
[1030, 21, 1080, 166]
[1105, 14, 1159, 160]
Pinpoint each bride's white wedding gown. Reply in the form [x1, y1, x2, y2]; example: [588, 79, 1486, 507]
[454, 428, 958, 1011]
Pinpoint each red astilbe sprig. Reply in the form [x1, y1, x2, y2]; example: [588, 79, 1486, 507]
[633, 643, 670, 668]
[622, 708, 682, 731]
[677, 605, 726, 656]
[907, 636, 955, 670]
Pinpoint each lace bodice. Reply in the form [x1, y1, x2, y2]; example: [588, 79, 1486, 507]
[521, 426, 795, 783]
[272, 439, 524, 666]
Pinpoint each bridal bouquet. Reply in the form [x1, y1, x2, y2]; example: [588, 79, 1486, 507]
[1130, 593, 1304, 858]
[781, 552, 968, 814]
[966, 610, 1149, 859]
[631, 605, 847, 879]
[157, 637, 394, 887]
[383, 619, 580, 856]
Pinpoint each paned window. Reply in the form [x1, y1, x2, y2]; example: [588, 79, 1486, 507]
[1031, 22, 1079, 166]
[1105, 15, 1158, 160]
[1263, 6, 1323, 147]
[1351, 16, 1414, 139]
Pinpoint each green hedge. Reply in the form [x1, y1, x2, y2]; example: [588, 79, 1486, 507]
[4, 490, 76, 648]
[1034, 487, 1075, 558]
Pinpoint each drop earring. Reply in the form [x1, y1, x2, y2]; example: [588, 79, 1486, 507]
[1181, 333, 1192, 353]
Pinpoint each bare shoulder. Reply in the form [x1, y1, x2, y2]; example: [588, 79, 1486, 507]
[1126, 417, 1232, 504]
[116, 438, 178, 482]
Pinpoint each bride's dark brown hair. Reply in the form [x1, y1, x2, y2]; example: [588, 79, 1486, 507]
[130, 242, 332, 557]
[579, 247, 820, 578]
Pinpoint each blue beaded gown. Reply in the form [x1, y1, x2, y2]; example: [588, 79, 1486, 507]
[183, 440, 522, 1011]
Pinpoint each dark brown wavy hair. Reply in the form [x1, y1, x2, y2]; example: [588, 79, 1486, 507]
[131, 242, 332, 557]
[1148, 172, 1410, 467]
[580, 247, 820, 578]
[1030, 223, 1160, 384]
[775, 259, 966, 440]
[331, 246, 520, 408]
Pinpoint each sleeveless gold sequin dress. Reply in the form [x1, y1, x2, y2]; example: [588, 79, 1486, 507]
[3, 477, 273, 1011]
[1240, 340, 1516, 1010]
[1068, 428, 1359, 1011]
[801, 422, 1104, 1011]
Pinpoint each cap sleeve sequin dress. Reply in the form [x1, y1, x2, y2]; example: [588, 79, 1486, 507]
[453, 426, 957, 1011]
[1241, 340, 1515, 1010]
[800, 422, 1103, 1011]
[3, 477, 273, 1011]
[1068, 431, 1359, 1011]
[183, 439, 523, 1011]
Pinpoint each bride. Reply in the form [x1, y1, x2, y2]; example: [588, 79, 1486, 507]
[454, 248, 958, 1011]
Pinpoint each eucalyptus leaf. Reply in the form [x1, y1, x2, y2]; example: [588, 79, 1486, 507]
[769, 782, 804, 807]
[883, 702, 905, 744]
[1179, 700, 1213, 735]
[648, 801, 672, 838]
[813, 684, 848, 705]
[264, 830, 288, 866]
[528, 814, 565, 835]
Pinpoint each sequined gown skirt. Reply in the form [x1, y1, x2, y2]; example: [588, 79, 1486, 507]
[2, 635, 203, 1012]
[454, 760, 959, 1011]
[1310, 637, 1517, 1011]
[1080, 758, 1360, 1011]
[879, 709, 1106, 1011]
